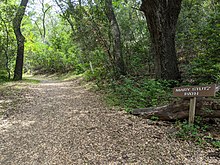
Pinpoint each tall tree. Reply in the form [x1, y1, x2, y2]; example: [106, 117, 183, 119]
[13, 0, 29, 80]
[105, 0, 126, 78]
[140, 0, 182, 80]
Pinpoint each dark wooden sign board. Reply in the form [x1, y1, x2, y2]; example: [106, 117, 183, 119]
[173, 84, 216, 97]
[173, 84, 217, 124]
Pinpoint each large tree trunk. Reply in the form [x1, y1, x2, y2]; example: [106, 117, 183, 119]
[140, 0, 182, 80]
[131, 98, 220, 121]
[105, 0, 126, 78]
[13, 0, 29, 80]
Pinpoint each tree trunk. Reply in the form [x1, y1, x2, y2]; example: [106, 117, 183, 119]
[140, 0, 182, 80]
[105, 0, 126, 78]
[13, 0, 29, 80]
[41, 0, 51, 42]
[131, 98, 220, 121]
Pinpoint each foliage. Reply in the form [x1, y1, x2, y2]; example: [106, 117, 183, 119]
[23, 15, 85, 74]
[104, 77, 173, 110]
[211, 140, 220, 148]
[175, 120, 207, 142]
[116, 1, 151, 76]
[0, 70, 9, 83]
[177, 1, 220, 84]
[52, 0, 151, 80]
[150, 115, 159, 121]
[175, 118, 220, 148]
[190, 4, 220, 83]
[0, 0, 17, 79]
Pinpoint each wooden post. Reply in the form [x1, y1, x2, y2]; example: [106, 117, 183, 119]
[189, 97, 196, 125]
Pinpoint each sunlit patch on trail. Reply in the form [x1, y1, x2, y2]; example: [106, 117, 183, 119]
[0, 120, 35, 133]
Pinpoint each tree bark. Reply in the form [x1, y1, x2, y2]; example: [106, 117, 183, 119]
[13, 0, 29, 80]
[105, 0, 126, 78]
[131, 98, 220, 121]
[140, 0, 182, 80]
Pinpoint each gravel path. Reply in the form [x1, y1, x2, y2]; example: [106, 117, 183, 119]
[0, 78, 219, 164]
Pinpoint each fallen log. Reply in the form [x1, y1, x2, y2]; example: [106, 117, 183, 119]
[131, 98, 220, 121]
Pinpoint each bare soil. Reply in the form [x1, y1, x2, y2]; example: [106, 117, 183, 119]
[0, 78, 219, 164]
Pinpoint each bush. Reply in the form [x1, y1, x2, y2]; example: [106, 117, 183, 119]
[175, 118, 220, 148]
[0, 70, 8, 82]
[189, 4, 220, 84]
[105, 77, 173, 110]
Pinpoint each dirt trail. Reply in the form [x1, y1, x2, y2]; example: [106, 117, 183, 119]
[0, 78, 219, 164]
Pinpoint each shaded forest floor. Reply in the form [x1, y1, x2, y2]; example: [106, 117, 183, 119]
[0, 76, 219, 164]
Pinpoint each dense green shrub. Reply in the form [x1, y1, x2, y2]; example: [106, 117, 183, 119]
[0, 70, 8, 82]
[177, 2, 220, 84]
[105, 77, 173, 110]
[190, 6, 220, 83]
[25, 39, 85, 74]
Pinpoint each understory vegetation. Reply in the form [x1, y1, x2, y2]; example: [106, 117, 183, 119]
[103, 77, 176, 111]
[175, 118, 220, 148]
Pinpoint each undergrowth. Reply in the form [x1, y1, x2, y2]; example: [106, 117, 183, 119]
[99, 76, 177, 112]
[175, 117, 220, 148]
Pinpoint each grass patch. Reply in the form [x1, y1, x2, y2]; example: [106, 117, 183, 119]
[30, 72, 83, 81]
[1, 75, 40, 87]
[54, 71, 83, 81]
[20, 78, 41, 84]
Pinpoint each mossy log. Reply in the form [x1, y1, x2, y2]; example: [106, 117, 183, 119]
[131, 98, 220, 121]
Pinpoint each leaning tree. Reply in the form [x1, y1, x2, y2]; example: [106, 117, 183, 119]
[13, 0, 29, 80]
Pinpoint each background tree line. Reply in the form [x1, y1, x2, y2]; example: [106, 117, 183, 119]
[0, 0, 219, 107]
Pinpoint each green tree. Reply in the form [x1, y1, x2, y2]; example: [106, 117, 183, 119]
[176, 0, 220, 83]
[190, 2, 220, 83]
[105, 0, 126, 78]
[116, 0, 152, 76]
[0, 0, 17, 80]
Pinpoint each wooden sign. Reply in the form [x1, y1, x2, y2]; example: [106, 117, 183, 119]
[173, 84, 217, 125]
[173, 84, 216, 97]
